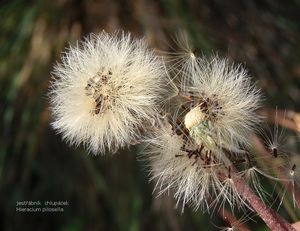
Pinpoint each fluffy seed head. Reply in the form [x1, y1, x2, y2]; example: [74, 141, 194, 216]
[181, 56, 261, 149]
[146, 54, 262, 212]
[146, 120, 250, 212]
[49, 31, 165, 154]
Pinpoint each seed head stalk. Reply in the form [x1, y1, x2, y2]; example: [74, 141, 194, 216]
[230, 167, 296, 231]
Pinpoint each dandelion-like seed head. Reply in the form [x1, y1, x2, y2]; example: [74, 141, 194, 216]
[181, 56, 261, 150]
[49, 31, 165, 154]
[146, 119, 250, 212]
[146, 54, 262, 212]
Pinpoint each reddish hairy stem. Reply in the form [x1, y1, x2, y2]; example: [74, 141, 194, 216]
[233, 176, 296, 231]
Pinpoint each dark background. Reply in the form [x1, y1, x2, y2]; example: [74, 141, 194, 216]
[1, 0, 300, 230]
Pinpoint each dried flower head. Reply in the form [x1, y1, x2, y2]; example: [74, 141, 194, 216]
[49, 31, 165, 154]
[181, 56, 261, 150]
[146, 119, 249, 212]
[146, 55, 262, 212]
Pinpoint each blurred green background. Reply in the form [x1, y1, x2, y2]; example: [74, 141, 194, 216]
[1, 0, 300, 230]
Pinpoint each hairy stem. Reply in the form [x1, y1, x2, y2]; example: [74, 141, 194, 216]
[233, 176, 296, 231]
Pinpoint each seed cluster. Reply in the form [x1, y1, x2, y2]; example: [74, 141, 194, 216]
[198, 93, 224, 121]
[85, 70, 113, 115]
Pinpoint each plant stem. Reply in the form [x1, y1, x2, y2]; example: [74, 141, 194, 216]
[233, 176, 296, 231]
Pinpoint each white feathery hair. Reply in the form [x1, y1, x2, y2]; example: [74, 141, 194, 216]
[49, 31, 165, 154]
[163, 31, 199, 74]
[145, 120, 249, 212]
[182, 56, 261, 150]
[145, 53, 262, 212]
[160, 31, 200, 90]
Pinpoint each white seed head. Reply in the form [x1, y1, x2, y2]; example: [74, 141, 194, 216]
[49, 31, 165, 154]
[145, 120, 249, 212]
[145, 55, 262, 212]
[182, 56, 262, 149]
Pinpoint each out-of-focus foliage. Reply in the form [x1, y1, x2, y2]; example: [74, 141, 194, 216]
[0, 0, 300, 230]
